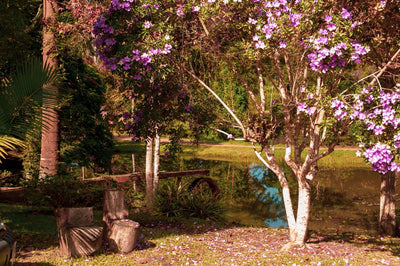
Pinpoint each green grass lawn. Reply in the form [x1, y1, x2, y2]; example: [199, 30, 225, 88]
[2, 202, 400, 265]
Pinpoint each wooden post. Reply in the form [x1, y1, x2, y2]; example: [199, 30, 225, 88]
[132, 154, 136, 191]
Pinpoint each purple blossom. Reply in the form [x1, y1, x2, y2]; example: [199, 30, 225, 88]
[248, 18, 257, 24]
[176, 5, 184, 17]
[279, 40, 287, 49]
[289, 13, 301, 27]
[125, 122, 132, 130]
[365, 94, 374, 103]
[255, 40, 266, 49]
[334, 109, 347, 120]
[162, 43, 172, 54]
[324, 15, 332, 22]
[134, 110, 143, 123]
[351, 21, 360, 29]
[297, 103, 307, 112]
[350, 53, 361, 63]
[327, 22, 336, 31]
[140, 53, 152, 65]
[363, 143, 393, 174]
[360, 86, 371, 94]
[319, 28, 328, 35]
[331, 99, 346, 109]
[122, 112, 131, 120]
[341, 8, 353, 20]
[306, 107, 316, 115]
[373, 125, 384, 135]
[144, 21, 152, 28]
[184, 104, 194, 112]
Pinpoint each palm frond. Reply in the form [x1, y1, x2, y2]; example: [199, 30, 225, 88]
[0, 57, 58, 140]
[0, 135, 26, 162]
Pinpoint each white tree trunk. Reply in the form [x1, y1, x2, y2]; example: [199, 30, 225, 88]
[291, 183, 311, 244]
[153, 132, 160, 193]
[145, 137, 154, 211]
[379, 171, 396, 236]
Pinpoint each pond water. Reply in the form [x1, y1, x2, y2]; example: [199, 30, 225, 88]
[115, 150, 398, 234]
[166, 158, 399, 235]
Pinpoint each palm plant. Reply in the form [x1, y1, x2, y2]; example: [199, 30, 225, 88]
[0, 58, 57, 161]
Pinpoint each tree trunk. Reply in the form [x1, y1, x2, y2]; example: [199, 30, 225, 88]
[281, 178, 312, 251]
[145, 137, 154, 211]
[291, 183, 311, 245]
[103, 190, 129, 239]
[40, 0, 60, 178]
[379, 171, 396, 236]
[153, 132, 160, 193]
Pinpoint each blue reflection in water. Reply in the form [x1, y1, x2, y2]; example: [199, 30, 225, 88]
[249, 163, 288, 228]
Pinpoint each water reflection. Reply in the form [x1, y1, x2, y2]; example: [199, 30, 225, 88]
[249, 163, 288, 228]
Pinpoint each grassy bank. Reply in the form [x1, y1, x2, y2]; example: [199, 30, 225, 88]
[114, 140, 368, 169]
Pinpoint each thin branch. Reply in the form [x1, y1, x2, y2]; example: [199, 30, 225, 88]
[172, 58, 247, 138]
[256, 59, 266, 113]
[371, 48, 400, 86]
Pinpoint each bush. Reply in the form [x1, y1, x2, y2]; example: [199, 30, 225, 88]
[24, 173, 104, 209]
[155, 181, 225, 221]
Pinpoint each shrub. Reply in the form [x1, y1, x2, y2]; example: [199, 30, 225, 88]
[155, 181, 225, 221]
[24, 173, 104, 209]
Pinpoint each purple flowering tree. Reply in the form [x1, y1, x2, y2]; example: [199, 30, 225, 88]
[93, 0, 216, 211]
[331, 77, 400, 236]
[94, 0, 369, 247]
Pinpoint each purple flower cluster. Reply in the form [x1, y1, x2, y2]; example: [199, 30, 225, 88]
[331, 83, 400, 173]
[363, 143, 400, 174]
[248, 0, 300, 50]
[93, 0, 174, 73]
[305, 8, 368, 73]
[245, 1, 368, 73]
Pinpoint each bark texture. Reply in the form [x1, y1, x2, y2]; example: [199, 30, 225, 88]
[103, 190, 129, 239]
[145, 137, 154, 211]
[40, 0, 60, 178]
[379, 171, 396, 236]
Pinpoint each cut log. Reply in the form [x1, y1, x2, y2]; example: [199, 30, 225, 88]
[103, 190, 129, 238]
[54, 207, 103, 257]
[58, 226, 103, 257]
[109, 219, 140, 253]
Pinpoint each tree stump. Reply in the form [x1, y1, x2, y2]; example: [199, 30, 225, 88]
[103, 190, 129, 239]
[109, 219, 140, 253]
[55, 207, 103, 257]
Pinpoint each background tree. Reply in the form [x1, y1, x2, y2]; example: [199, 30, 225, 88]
[0, 0, 42, 80]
